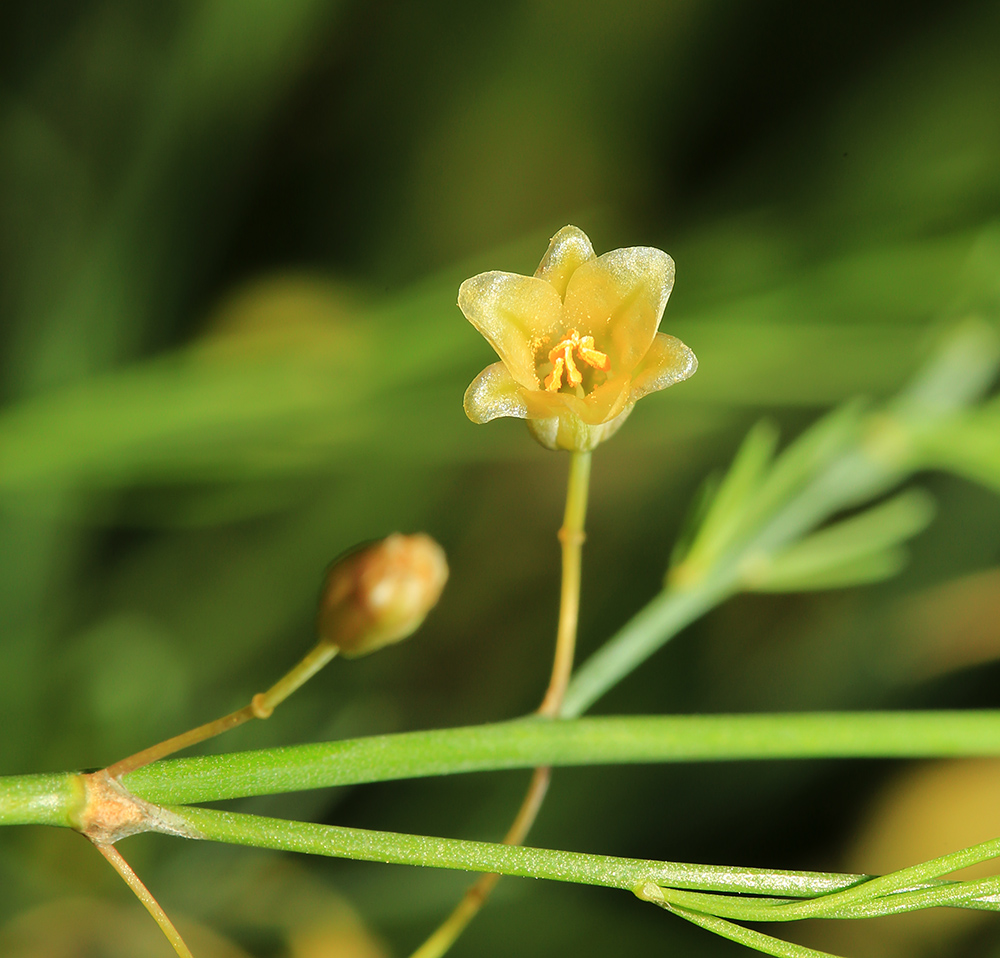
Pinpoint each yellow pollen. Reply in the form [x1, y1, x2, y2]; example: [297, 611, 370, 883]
[544, 329, 610, 392]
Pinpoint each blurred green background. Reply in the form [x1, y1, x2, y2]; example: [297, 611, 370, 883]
[3, 1, 1000, 956]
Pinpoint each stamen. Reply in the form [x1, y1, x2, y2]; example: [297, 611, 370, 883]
[544, 355, 565, 392]
[563, 347, 583, 386]
[577, 335, 610, 371]
[543, 329, 610, 392]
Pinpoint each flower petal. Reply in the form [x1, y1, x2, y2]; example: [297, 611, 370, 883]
[534, 225, 595, 300]
[463, 362, 529, 423]
[521, 375, 631, 426]
[562, 247, 675, 375]
[629, 332, 698, 403]
[458, 271, 563, 387]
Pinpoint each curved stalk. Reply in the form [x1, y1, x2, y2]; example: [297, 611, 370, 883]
[540, 449, 591, 715]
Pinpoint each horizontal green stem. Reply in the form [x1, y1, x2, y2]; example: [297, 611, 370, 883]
[0, 773, 82, 827]
[166, 803, 863, 898]
[121, 711, 1000, 806]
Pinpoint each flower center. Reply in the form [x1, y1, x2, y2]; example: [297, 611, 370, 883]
[543, 329, 610, 393]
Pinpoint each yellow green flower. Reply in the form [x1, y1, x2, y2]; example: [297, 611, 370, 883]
[460, 226, 697, 451]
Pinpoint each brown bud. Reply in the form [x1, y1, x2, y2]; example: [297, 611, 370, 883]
[317, 533, 448, 657]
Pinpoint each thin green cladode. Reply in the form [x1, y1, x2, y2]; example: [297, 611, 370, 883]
[116, 710, 1000, 806]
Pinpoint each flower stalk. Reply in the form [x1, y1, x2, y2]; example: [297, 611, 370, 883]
[541, 449, 591, 716]
[421, 224, 698, 957]
[105, 641, 340, 778]
[78, 532, 449, 958]
[410, 449, 592, 958]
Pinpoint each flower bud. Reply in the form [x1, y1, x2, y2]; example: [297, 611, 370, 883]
[317, 533, 448, 657]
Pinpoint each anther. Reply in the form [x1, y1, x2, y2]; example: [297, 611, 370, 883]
[544, 356, 566, 392]
[563, 348, 583, 386]
[543, 329, 610, 393]
[578, 334, 610, 371]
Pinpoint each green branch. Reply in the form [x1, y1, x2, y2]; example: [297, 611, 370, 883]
[108, 710, 1000, 806]
[0, 773, 82, 827]
[8, 711, 1000, 825]
[164, 803, 864, 898]
[157, 805, 1000, 921]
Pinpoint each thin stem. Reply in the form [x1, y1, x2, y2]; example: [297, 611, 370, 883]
[749, 829, 1000, 921]
[540, 449, 591, 716]
[118, 710, 1000, 806]
[106, 704, 259, 779]
[106, 642, 338, 778]
[408, 450, 591, 958]
[71, 802, 997, 919]
[650, 877, 1000, 923]
[253, 641, 339, 716]
[93, 842, 194, 958]
[408, 767, 550, 958]
[163, 803, 869, 897]
[662, 902, 843, 958]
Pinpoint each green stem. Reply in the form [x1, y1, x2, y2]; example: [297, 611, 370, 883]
[161, 803, 866, 898]
[652, 876, 1000, 923]
[149, 805, 1000, 918]
[752, 830, 1000, 921]
[540, 449, 591, 716]
[112, 710, 1000, 806]
[661, 903, 844, 958]
[0, 773, 83, 827]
